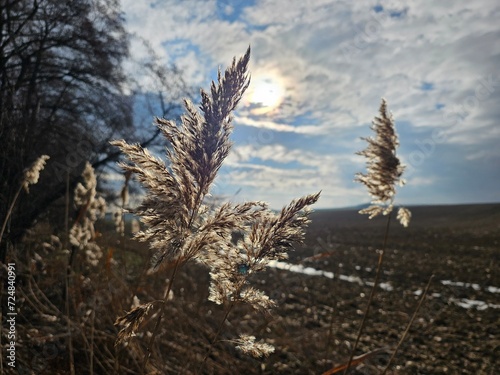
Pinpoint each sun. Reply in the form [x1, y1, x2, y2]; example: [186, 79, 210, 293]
[251, 80, 282, 108]
[248, 74, 285, 114]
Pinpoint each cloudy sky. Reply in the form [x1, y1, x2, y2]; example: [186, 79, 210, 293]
[120, 0, 500, 209]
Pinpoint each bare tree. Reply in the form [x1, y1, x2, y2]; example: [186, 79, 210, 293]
[0, 0, 192, 261]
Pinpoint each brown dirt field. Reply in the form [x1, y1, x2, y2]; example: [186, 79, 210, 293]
[3, 203, 499, 374]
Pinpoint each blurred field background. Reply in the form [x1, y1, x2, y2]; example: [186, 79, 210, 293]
[2, 203, 498, 374]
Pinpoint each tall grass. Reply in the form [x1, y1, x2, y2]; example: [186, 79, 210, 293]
[343, 98, 412, 374]
[111, 48, 320, 371]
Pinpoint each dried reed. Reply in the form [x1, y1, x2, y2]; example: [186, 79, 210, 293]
[345, 99, 410, 374]
[0, 155, 50, 249]
[111, 48, 320, 371]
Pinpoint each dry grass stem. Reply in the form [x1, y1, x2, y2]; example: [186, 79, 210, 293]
[345, 99, 410, 374]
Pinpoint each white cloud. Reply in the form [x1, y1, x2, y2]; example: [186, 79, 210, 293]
[217, 162, 363, 209]
[234, 115, 328, 134]
[407, 176, 436, 187]
[119, 0, 500, 207]
[121, 0, 500, 139]
[219, 142, 364, 208]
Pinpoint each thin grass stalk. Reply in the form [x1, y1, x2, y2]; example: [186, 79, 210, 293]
[0, 271, 5, 374]
[322, 250, 342, 363]
[381, 274, 434, 374]
[65, 171, 70, 249]
[323, 307, 336, 361]
[0, 184, 22, 249]
[90, 296, 96, 375]
[343, 211, 392, 375]
[26, 273, 63, 315]
[1, 161, 51, 370]
[64, 170, 75, 375]
[142, 256, 183, 373]
[114, 345, 120, 375]
[65, 263, 76, 375]
[197, 301, 235, 372]
[323, 347, 391, 375]
[72, 306, 109, 374]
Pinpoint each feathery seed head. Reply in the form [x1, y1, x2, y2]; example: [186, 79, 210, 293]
[111, 49, 321, 351]
[115, 302, 154, 345]
[356, 99, 410, 226]
[397, 207, 412, 227]
[234, 334, 275, 358]
[205, 192, 320, 311]
[110, 48, 252, 267]
[22, 155, 50, 193]
[69, 162, 106, 264]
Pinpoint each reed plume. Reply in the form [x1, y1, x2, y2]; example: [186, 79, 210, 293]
[111, 48, 252, 269]
[22, 155, 50, 193]
[202, 193, 319, 360]
[205, 194, 320, 311]
[1, 155, 50, 250]
[69, 162, 106, 266]
[113, 170, 131, 237]
[344, 98, 410, 374]
[355, 98, 410, 226]
[111, 48, 320, 363]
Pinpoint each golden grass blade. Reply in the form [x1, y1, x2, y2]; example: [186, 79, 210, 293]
[322, 346, 391, 375]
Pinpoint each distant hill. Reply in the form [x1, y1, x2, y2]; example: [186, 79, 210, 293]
[102, 203, 500, 232]
[310, 203, 500, 229]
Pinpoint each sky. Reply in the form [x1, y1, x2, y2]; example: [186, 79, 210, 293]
[119, 0, 500, 209]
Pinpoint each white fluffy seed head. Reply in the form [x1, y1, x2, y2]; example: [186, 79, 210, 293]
[356, 99, 410, 226]
[22, 155, 50, 192]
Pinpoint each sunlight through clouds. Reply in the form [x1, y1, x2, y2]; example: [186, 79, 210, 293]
[245, 70, 286, 114]
[120, 0, 500, 208]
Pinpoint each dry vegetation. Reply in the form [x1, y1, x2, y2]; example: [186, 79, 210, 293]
[3, 203, 498, 374]
[1, 49, 499, 375]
